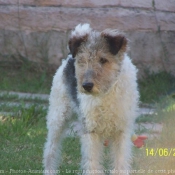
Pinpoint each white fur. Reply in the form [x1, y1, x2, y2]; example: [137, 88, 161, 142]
[43, 27, 139, 175]
[71, 23, 92, 38]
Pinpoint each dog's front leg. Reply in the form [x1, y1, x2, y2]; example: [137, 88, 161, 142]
[110, 130, 133, 175]
[80, 132, 104, 175]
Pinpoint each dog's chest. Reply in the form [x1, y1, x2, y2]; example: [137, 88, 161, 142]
[79, 94, 126, 137]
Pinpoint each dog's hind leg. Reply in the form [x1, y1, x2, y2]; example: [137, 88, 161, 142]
[43, 71, 73, 175]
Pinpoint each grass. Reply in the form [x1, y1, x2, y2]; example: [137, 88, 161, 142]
[132, 100, 175, 174]
[0, 62, 53, 94]
[1, 60, 175, 174]
[0, 104, 81, 174]
[0, 92, 48, 113]
[0, 98, 174, 174]
[136, 114, 157, 123]
[0, 105, 47, 173]
[139, 71, 175, 103]
[1, 60, 175, 103]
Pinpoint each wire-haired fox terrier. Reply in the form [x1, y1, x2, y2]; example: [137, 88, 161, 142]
[43, 24, 139, 175]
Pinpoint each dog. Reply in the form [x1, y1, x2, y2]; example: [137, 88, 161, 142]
[43, 23, 139, 175]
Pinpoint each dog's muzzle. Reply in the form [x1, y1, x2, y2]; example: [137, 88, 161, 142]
[82, 82, 94, 92]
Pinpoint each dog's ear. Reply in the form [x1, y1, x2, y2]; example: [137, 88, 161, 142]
[69, 35, 87, 58]
[101, 30, 127, 55]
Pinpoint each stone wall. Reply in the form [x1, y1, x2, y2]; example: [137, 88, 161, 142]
[0, 0, 175, 77]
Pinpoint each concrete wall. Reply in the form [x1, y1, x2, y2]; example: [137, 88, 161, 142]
[0, 0, 175, 77]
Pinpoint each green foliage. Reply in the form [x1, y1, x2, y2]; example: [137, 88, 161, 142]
[136, 114, 156, 123]
[0, 58, 175, 173]
[139, 71, 175, 103]
[0, 105, 47, 138]
[0, 62, 53, 94]
[60, 137, 81, 174]
[0, 104, 82, 173]
[0, 106, 47, 172]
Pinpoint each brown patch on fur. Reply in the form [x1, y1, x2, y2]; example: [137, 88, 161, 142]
[69, 35, 88, 58]
[101, 32, 127, 55]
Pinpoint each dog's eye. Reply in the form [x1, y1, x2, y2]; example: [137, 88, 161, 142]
[99, 57, 108, 64]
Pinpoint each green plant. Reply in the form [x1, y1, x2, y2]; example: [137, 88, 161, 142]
[139, 71, 175, 103]
[0, 63, 53, 94]
[0, 105, 46, 138]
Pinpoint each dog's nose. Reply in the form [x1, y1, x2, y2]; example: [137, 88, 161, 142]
[82, 82, 94, 92]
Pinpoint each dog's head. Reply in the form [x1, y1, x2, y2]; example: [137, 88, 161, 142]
[69, 23, 128, 95]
